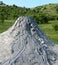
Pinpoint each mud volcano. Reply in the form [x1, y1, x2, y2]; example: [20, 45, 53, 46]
[0, 16, 58, 65]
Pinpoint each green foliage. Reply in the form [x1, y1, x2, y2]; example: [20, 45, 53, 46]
[0, 14, 4, 23]
[53, 24, 58, 31]
[32, 14, 48, 24]
[0, 4, 58, 24]
[13, 4, 17, 7]
[0, 8, 5, 23]
[38, 14, 48, 24]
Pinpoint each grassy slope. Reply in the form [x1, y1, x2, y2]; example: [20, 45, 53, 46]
[0, 4, 58, 20]
[0, 4, 58, 44]
[0, 20, 58, 44]
[39, 20, 58, 44]
[34, 4, 58, 15]
[0, 20, 14, 33]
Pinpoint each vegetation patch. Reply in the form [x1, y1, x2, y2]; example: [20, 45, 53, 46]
[53, 24, 58, 31]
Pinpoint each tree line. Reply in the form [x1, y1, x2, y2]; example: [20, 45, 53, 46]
[0, 3, 58, 24]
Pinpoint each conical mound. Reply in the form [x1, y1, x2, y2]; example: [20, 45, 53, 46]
[0, 16, 58, 65]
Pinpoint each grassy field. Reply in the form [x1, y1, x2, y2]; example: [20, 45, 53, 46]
[39, 20, 58, 44]
[0, 20, 14, 33]
[0, 20, 58, 44]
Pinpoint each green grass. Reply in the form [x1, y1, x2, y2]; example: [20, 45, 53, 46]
[0, 20, 14, 33]
[39, 20, 58, 44]
[0, 20, 58, 44]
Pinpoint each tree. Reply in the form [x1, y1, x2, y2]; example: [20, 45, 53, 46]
[0, 13, 5, 23]
[13, 4, 17, 8]
[39, 14, 48, 24]
[0, 1, 5, 5]
[32, 15, 41, 24]
[53, 25, 58, 31]
[0, 8, 5, 23]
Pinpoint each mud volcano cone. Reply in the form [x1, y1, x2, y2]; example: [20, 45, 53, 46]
[0, 16, 58, 65]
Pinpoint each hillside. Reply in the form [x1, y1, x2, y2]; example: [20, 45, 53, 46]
[33, 4, 58, 20]
[34, 4, 58, 15]
[0, 3, 58, 44]
[0, 3, 58, 23]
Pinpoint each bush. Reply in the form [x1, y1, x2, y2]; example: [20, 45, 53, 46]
[32, 15, 41, 24]
[38, 14, 48, 24]
[32, 14, 49, 24]
[53, 25, 58, 31]
[0, 13, 5, 23]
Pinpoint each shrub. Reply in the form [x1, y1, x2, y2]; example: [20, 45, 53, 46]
[53, 25, 58, 31]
